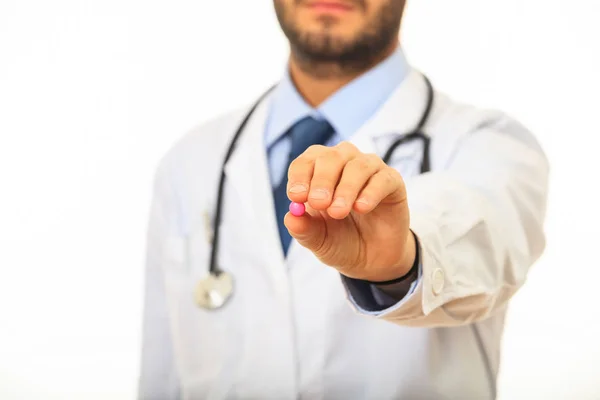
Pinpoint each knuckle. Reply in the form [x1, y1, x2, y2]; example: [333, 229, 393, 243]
[323, 148, 343, 163]
[351, 156, 373, 173]
[312, 168, 336, 183]
[288, 157, 312, 174]
[337, 141, 357, 152]
[288, 157, 304, 169]
[311, 171, 336, 188]
[383, 168, 400, 186]
[348, 153, 379, 174]
[316, 149, 347, 170]
[305, 144, 327, 155]
[366, 153, 382, 164]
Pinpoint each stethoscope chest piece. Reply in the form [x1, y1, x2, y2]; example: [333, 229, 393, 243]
[195, 270, 234, 310]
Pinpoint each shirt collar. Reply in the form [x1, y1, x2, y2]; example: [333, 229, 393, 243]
[265, 46, 410, 148]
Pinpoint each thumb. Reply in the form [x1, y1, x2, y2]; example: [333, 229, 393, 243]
[284, 206, 326, 252]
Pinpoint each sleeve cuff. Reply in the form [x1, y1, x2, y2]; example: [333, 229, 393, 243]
[370, 263, 422, 308]
[340, 231, 423, 312]
[341, 211, 453, 318]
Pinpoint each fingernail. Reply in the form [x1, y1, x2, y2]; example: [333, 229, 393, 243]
[289, 184, 307, 193]
[355, 197, 369, 205]
[309, 189, 329, 200]
[331, 197, 346, 207]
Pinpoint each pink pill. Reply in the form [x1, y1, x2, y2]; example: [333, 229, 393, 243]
[289, 202, 306, 217]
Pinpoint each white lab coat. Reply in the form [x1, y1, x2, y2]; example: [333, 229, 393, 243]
[139, 69, 549, 400]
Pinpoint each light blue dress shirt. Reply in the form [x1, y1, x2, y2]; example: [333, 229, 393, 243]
[263, 47, 421, 307]
[264, 47, 409, 186]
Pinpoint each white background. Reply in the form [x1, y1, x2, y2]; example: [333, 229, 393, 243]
[0, 0, 599, 398]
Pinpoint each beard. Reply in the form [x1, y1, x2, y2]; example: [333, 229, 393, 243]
[273, 0, 405, 77]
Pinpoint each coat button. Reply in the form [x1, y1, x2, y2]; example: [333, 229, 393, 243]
[431, 268, 445, 295]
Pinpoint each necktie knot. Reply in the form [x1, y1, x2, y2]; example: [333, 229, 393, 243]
[288, 116, 335, 160]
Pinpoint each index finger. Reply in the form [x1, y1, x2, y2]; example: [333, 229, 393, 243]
[286, 142, 359, 204]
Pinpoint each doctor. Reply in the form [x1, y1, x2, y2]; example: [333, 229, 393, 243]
[139, 0, 549, 399]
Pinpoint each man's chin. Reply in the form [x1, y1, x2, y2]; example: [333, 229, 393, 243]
[293, 35, 356, 57]
[293, 46, 349, 63]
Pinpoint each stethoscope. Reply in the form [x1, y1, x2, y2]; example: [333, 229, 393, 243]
[195, 74, 435, 310]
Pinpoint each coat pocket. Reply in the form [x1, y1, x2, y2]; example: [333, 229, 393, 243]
[160, 233, 242, 393]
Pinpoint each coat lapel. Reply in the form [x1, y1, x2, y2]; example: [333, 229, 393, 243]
[350, 68, 432, 156]
[223, 93, 289, 284]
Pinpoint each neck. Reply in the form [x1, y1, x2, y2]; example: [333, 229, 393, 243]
[288, 41, 398, 107]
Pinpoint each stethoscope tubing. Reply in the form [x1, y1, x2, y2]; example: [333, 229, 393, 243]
[209, 74, 434, 276]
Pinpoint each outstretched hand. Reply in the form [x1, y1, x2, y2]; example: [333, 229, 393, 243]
[283, 141, 416, 282]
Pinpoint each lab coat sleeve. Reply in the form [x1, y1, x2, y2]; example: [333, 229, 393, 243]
[342, 119, 549, 327]
[138, 159, 181, 400]
[367, 238, 423, 308]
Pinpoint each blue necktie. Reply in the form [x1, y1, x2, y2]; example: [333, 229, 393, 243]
[273, 116, 335, 255]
